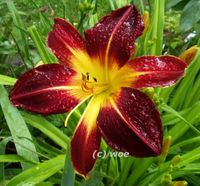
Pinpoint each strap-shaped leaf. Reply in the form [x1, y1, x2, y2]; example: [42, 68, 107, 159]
[7, 155, 65, 186]
[0, 85, 39, 170]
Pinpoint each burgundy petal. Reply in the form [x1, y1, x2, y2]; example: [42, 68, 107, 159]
[9, 64, 86, 115]
[71, 97, 102, 177]
[47, 18, 85, 66]
[84, 5, 144, 67]
[128, 55, 187, 88]
[97, 88, 162, 156]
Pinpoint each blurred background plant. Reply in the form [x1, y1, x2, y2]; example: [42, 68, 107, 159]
[1, 0, 200, 185]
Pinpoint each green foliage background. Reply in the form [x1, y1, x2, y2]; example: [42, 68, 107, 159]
[1, 0, 200, 186]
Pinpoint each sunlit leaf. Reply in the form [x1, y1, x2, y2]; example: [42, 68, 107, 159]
[7, 155, 65, 186]
[0, 75, 16, 86]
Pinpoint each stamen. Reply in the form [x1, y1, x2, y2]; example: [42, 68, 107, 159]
[93, 77, 97, 82]
[81, 72, 108, 94]
[81, 82, 94, 93]
[86, 72, 89, 80]
[64, 95, 91, 127]
[81, 73, 86, 80]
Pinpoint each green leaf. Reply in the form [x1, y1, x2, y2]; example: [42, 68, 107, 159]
[126, 158, 154, 186]
[167, 99, 200, 143]
[28, 26, 53, 64]
[143, 0, 165, 55]
[166, 0, 183, 9]
[180, 147, 200, 167]
[0, 85, 39, 170]
[6, 0, 31, 66]
[60, 0, 80, 23]
[35, 182, 53, 186]
[22, 112, 69, 150]
[169, 49, 200, 110]
[161, 103, 200, 136]
[172, 164, 200, 181]
[61, 147, 75, 186]
[0, 75, 16, 86]
[0, 137, 11, 181]
[81, 171, 104, 186]
[7, 155, 65, 186]
[180, 0, 200, 32]
[0, 155, 36, 164]
[171, 137, 200, 151]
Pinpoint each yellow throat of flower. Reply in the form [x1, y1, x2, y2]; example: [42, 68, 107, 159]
[69, 49, 138, 98]
[78, 59, 136, 97]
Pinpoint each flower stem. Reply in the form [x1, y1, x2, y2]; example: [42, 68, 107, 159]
[143, 0, 165, 55]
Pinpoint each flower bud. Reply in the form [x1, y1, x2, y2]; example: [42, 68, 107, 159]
[171, 155, 181, 167]
[141, 87, 154, 99]
[161, 173, 172, 186]
[171, 181, 188, 186]
[143, 11, 149, 34]
[179, 45, 198, 65]
[159, 136, 171, 163]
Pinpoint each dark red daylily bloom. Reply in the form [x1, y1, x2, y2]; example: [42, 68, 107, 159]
[9, 5, 187, 177]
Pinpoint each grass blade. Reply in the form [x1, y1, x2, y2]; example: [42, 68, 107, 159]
[143, 0, 165, 55]
[169, 49, 200, 110]
[0, 75, 16, 86]
[179, 147, 200, 167]
[0, 137, 11, 182]
[161, 103, 200, 136]
[165, 102, 200, 143]
[171, 137, 200, 151]
[7, 155, 65, 186]
[28, 26, 54, 64]
[0, 85, 39, 170]
[22, 112, 69, 150]
[0, 155, 36, 164]
[61, 147, 75, 186]
[6, 0, 31, 66]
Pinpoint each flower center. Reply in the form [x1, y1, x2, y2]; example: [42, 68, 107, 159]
[72, 51, 134, 97]
[81, 72, 109, 95]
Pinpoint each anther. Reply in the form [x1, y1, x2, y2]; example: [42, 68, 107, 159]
[93, 77, 97, 82]
[86, 72, 89, 80]
[82, 73, 86, 80]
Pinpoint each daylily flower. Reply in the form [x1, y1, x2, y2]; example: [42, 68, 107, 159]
[9, 5, 187, 177]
